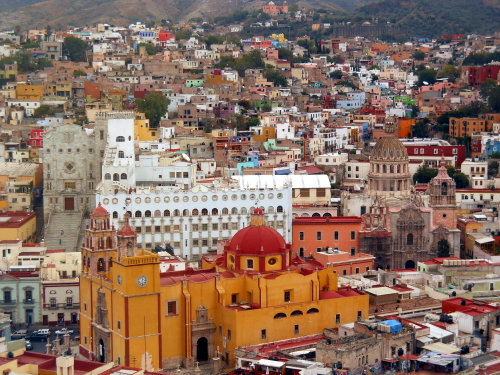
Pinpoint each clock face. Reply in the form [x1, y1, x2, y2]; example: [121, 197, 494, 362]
[137, 275, 148, 287]
[117, 275, 122, 285]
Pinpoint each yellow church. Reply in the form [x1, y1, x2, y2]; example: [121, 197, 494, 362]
[79, 206, 369, 370]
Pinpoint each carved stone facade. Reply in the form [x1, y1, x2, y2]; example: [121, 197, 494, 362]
[93, 288, 111, 363]
[189, 305, 216, 367]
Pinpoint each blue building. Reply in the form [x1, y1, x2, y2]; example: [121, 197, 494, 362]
[0, 270, 41, 326]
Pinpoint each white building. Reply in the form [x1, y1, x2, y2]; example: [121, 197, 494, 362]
[461, 158, 489, 189]
[96, 117, 293, 259]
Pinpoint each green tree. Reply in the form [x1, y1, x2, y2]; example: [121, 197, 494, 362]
[137, 43, 155, 55]
[246, 117, 260, 128]
[277, 48, 293, 61]
[488, 86, 500, 112]
[441, 64, 460, 82]
[453, 173, 469, 188]
[14, 25, 21, 36]
[437, 239, 451, 257]
[206, 35, 223, 47]
[18, 52, 36, 72]
[489, 161, 499, 177]
[136, 92, 170, 128]
[37, 58, 53, 70]
[33, 105, 56, 117]
[413, 51, 425, 61]
[45, 25, 52, 41]
[412, 118, 430, 138]
[417, 69, 437, 86]
[264, 67, 288, 87]
[413, 167, 438, 184]
[74, 116, 89, 126]
[480, 78, 498, 99]
[63, 37, 88, 62]
[73, 69, 86, 76]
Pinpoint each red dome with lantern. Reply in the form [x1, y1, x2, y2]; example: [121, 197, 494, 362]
[228, 208, 288, 256]
[91, 203, 109, 216]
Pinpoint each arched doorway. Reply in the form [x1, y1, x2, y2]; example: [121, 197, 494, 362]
[98, 339, 106, 362]
[405, 260, 415, 269]
[196, 337, 209, 362]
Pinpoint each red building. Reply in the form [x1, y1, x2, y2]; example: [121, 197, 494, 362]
[158, 31, 176, 47]
[442, 296, 500, 314]
[403, 143, 466, 168]
[321, 94, 336, 109]
[29, 128, 44, 148]
[360, 105, 386, 123]
[468, 65, 500, 87]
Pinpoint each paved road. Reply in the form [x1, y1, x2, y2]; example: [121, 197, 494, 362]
[24, 327, 80, 354]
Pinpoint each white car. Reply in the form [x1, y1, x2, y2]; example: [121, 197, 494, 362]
[55, 328, 73, 335]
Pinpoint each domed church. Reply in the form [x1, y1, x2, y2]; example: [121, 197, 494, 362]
[343, 119, 460, 270]
[79, 206, 369, 369]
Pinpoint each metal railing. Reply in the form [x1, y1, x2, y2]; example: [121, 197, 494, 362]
[23, 299, 35, 304]
[0, 300, 16, 305]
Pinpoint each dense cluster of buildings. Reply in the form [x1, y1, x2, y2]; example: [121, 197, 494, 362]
[1, 13, 500, 375]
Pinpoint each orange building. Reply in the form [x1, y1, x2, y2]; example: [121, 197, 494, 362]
[16, 82, 46, 100]
[397, 118, 416, 138]
[292, 217, 374, 275]
[449, 117, 488, 138]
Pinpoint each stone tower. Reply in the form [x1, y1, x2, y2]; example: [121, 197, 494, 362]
[428, 155, 457, 229]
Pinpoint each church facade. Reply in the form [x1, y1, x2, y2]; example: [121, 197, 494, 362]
[344, 122, 460, 270]
[79, 206, 369, 370]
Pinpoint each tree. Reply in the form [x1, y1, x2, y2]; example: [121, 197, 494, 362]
[137, 43, 155, 55]
[33, 105, 56, 117]
[277, 48, 293, 61]
[63, 37, 88, 62]
[453, 173, 469, 188]
[417, 69, 437, 86]
[206, 35, 223, 47]
[136, 92, 170, 128]
[412, 118, 430, 138]
[73, 69, 86, 76]
[488, 86, 500, 113]
[413, 51, 425, 61]
[45, 25, 52, 41]
[14, 25, 21, 37]
[264, 67, 288, 87]
[246, 117, 260, 128]
[437, 239, 451, 257]
[480, 78, 498, 99]
[489, 161, 499, 177]
[37, 58, 53, 70]
[413, 167, 438, 184]
[441, 64, 460, 82]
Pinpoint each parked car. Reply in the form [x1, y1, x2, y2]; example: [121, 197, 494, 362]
[36, 329, 50, 335]
[11, 330, 28, 339]
[28, 332, 48, 342]
[25, 340, 33, 350]
[55, 328, 73, 335]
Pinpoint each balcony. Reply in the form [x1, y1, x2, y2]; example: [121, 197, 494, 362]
[23, 299, 35, 304]
[64, 304, 79, 309]
[44, 303, 80, 310]
[0, 300, 16, 305]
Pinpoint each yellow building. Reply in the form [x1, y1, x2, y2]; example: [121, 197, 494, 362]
[134, 113, 158, 141]
[0, 212, 36, 243]
[0, 162, 43, 211]
[16, 83, 46, 100]
[79, 206, 369, 370]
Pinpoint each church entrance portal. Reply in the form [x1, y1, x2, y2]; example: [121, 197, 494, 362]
[64, 197, 74, 211]
[405, 260, 415, 269]
[196, 337, 209, 362]
[98, 338, 106, 362]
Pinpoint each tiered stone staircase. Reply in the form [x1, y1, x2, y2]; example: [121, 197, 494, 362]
[44, 212, 83, 252]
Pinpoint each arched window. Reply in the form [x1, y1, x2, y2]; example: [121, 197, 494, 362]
[312, 213, 321, 217]
[112, 211, 118, 218]
[390, 165, 394, 173]
[307, 308, 319, 314]
[118, 151, 124, 158]
[87, 258, 91, 268]
[145, 210, 151, 217]
[231, 207, 238, 215]
[113, 173, 119, 181]
[274, 313, 287, 319]
[241, 207, 247, 214]
[441, 182, 447, 195]
[397, 165, 400, 173]
[201, 208, 208, 216]
[173, 209, 180, 216]
[105, 173, 111, 180]
[222, 208, 228, 215]
[376, 164, 380, 173]
[192, 209, 199, 216]
[277, 206, 283, 213]
[291, 310, 303, 316]
[83, 256, 86, 268]
[116, 136, 125, 142]
[212, 208, 218, 215]
[164, 210, 170, 217]
[97, 258, 105, 272]
[268, 206, 275, 213]
[154, 210, 161, 217]
[121, 173, 127, 179]
[383, 165, 387, 173]
[183, 209, 189, 216]
[135, 210, 142, 218]
[407, 233, 414, 245]
[109, 257, 113, 268]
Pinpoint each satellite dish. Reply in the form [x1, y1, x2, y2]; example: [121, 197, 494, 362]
[182, 153, 191, 162]
[423, 81, 429, 85]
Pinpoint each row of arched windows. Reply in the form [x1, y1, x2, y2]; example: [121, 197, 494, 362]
[273, 308, 319, 319]
[112, 206, 284, 219]
[105, 173, 128, 181]
[372, 163, 408, 174]
[83, 256, 113, 272]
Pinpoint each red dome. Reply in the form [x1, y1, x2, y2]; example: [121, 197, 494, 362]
[117, 213, 136, 237]
[253, 208, 264, 215]
[91, 203, 108, 216]
[229, 225, 286, 255]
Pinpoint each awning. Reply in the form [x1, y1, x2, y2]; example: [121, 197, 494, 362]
[256, 359, 285, 368]
[275, 169, 291, 175]
[422, 342, 460, 354]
